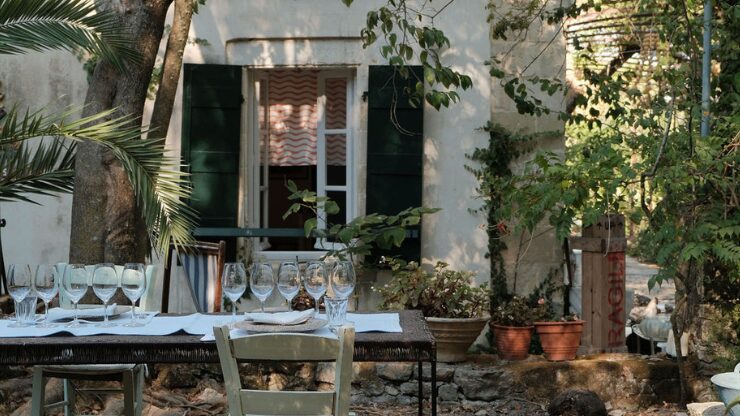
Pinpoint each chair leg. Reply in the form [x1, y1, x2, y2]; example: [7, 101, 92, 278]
[63, 379, 75, 416]
[135, 365, 145, 415]
[31, 367, 46, 416]
[122, 369, 136, 416]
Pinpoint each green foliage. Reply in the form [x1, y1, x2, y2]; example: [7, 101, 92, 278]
[376, 259, 491, 319]
[490, 295, 548, 327]
[347, 0, 472, 109]
[0, 107, 198, 253]
[0, 0, 139, 70]
[283, 180, 440, 260]
[466, 122, 536, 307]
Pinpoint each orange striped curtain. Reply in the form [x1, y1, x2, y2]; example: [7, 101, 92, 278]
[264, 70, 346, 167]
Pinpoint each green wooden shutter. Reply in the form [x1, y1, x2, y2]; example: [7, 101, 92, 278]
[366, 65, 423, 262]
[181, 64, 242, 231]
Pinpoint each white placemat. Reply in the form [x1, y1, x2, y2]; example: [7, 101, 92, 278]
[198, 312, 401, 342]
[0, 312, 188, 337]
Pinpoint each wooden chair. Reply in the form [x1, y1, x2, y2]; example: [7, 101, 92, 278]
[213, 325, 355, 416]
[31, 264, 156, 416]
[162, 240, 226, 313]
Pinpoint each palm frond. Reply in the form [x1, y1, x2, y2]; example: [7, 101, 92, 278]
[0, 0, 137, 69]
[0, 106, 197, 254]
[0, 137, 75, 203]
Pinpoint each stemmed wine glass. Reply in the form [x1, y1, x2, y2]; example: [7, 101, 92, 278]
[221, 262, 247, 323]
[277, 260, 300, 311]
[92, 263, 119, 327]
[7, 264, 33, 327]
[62, 264, 89, 327]
[34, 264, 59, 327]
[303, 261, 327, 316]
[330, 260, 356, 300]
[121, 263, 146, 327]
[250, 262, 274, 312]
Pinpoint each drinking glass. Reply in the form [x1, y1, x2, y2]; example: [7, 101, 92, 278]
[7, 264, 33, 327]
[34, 264, 59, 327]
[250, 262, 274, 312]
[92, 263, 119, 327]
[330, 260, 356, 300]
[121, 263, 146, 327]
[62, 264, 89, 327]
[277, 261, 300, 311]
[303, 261, 327, 316]
[222, 262, 247, 322]
[325, 296, 349, 328]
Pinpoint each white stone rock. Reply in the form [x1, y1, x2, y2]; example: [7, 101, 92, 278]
[687, 402, 726, 416]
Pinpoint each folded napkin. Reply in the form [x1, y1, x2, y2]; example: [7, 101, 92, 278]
[244, 309, 315, 325]
[48, 304, 118, 321]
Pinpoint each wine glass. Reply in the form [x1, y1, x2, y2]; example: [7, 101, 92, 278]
[250, 262, 274, 312]
[222, 262, 247, 322]
[62, 264, 89, 327]
[277, 260, 300, 311]
[121, 263, 146, 327]
[34, 264, 59, 327]
[7, 264, 33, 327]
[92, 263, 119, 327]
[303, 261, 327, 316]
[330, 260, 356, 300]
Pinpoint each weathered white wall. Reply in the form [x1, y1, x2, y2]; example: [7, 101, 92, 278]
[2, 1, 566, 295]
[181, 0, 493, 284]
[0, 51, 88, 265]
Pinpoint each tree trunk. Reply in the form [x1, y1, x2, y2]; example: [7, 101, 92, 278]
[69, 0, 173, 265]
[149, 0, 194, 136]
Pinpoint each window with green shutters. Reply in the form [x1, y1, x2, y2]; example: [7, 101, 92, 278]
[366, 65, 424, 262]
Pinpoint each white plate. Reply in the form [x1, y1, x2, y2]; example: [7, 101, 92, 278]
[233, 318, 327, 333]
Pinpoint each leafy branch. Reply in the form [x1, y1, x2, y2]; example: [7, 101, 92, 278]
[283, 180, 439, 261]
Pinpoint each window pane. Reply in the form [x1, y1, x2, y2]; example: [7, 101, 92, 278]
[325, 78, 347, 130]
[326, 134, 346, 165]
[327, 191, 347, 226]
[268, 70, 318, 167]
[327, 165, 346, 186]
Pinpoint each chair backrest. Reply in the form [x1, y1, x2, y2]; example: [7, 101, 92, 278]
[213, 326, 355, 416]
[161, 240, 226, 313]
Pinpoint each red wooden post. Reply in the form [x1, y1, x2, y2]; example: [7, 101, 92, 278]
[570, 214, 627, 353]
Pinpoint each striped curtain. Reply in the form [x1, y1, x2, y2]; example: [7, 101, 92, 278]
[265, 70, 346, 166]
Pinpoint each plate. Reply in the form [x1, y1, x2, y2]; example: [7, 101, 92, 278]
[234, 318, 328, 333]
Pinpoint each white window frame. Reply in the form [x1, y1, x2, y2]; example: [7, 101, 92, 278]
[244, 67, 356, 261]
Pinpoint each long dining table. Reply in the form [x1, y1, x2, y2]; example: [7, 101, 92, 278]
[0, 310, 438, 416]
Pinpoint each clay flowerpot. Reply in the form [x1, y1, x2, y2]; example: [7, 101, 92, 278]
[491, 323, 533, 361]
[534, 320, 585, 361]
[425, 317, 488, 363]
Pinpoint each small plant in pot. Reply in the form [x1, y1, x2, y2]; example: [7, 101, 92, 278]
[534, 306, 584, 361]
[490, 296, 548, 361]
[376, 259, 491, 363]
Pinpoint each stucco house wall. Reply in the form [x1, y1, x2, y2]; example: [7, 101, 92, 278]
[0, 0, 565, 295]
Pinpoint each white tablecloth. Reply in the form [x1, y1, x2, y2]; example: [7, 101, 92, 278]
[0, 312, 402, 340]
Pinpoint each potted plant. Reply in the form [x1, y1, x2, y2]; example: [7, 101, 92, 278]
[534, 308, 585, 361]
[376, 259, 491, 363]
[490, 296, 548, 361]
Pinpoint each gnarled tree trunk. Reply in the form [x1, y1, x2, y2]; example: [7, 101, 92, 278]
[69, 0, 173, 265]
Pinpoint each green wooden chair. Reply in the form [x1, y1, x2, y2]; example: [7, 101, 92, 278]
[213, 325, 355, 416]
[30, 264, 155, 416]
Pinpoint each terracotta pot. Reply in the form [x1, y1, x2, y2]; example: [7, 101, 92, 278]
[425, 317, 488, 363]
[491, 323, 533, 361]
[534, 320, 585, 361]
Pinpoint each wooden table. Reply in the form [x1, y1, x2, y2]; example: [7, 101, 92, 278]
[0, 310, 438, 415]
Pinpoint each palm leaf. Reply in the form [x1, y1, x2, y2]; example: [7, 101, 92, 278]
[0, 106, 197, 254]
[0, 0, 137, 69]
[0, 137, 75, 203]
